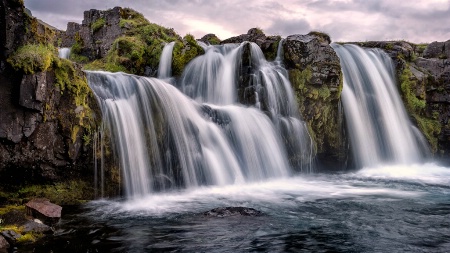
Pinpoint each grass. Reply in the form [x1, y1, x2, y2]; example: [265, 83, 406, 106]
[7, 44, 55, 74]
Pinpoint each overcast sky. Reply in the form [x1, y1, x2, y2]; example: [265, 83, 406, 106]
[24, 0, 450, 43]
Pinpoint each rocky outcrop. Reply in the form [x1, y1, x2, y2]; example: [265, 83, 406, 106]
[61, 7, 124, 60]
[283, 33, 346, 168]
[199, 33, 221, 45]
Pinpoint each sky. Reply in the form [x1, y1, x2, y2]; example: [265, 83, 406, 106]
[24, 0, 450, 43]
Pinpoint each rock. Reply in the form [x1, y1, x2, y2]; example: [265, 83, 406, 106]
[0, 235, 9, 252]
[25, 198, 62, 225]
[204, 207, 262, 217]
[283, 32, 346, 168]
[198, 33, 221, 45]
[22, 220, 52, 234]
[0, 209, 28, 225]
[19, 72, 47, 112]
[0, 230, 21, 244]
[423, 40, 450, 59]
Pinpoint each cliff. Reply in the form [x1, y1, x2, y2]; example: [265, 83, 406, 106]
[0, 0, 100, 203]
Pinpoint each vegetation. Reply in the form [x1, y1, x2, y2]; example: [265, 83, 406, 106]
[172, 34, 204, 76]
[308, 31, 331, 44]
[7, 44, 55, 74]
[398, 62, 441, 152]
[91, 17, 106, 33]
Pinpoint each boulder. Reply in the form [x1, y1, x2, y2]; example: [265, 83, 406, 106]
[204, 207, 262, 217]
[25, 198, 62, 225]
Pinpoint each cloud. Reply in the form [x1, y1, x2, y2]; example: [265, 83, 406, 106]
[23, 0, 450, 42]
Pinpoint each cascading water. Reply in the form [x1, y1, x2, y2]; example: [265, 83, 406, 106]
[157, 41, 175, 79]
[87, 41, 314, 198]
[332, 44, 429, 168]
[58, 47, 71, 59]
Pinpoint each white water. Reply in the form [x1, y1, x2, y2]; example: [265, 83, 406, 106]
[332, 44, 428, 168]
[58, 47, 71, 59]
[157, 42, 175, 79]
[87, 42, 315, 198]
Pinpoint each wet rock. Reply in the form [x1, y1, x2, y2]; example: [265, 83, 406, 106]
[204, 207, 262, 217]
[0, 235, 9, 252]
[22, 220, 52, 234]
[0, 209, 28, 225]
[25, 198, 62, 225]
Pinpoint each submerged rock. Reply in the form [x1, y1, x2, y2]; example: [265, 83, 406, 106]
[204, 207, 262, 217]
[25, 198, 62, 225]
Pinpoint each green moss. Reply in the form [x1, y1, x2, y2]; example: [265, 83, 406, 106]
[385, 43, 394, 50]
[263, 37, 282, 61]
[69, 53, 89, 64]
[91, 17, 105, 33]
[318, 86, 331, 100]
[400, 65, 426, 112]
[172, 34, 205, 76]
[208, 36, 221, 45]
[413, 115, 441, 153]
[7, 44, 55, 74]
[71, 32, 83, 55]
[289, 67, 312, 93]
[0, 205, 25, 216]
[16, 180, 94, 205]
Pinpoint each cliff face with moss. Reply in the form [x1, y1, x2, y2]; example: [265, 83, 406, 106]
[0, 0, 99, 201]
[352, 40, 450, 159]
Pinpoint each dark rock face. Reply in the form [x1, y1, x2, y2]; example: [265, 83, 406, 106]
[0, 1, 99, 189]
[25, 198, 62, 225]
[423, 41, 450, 59]
[204, 207, 262, 217]
[284, 33, 346, 169]
[22, 220, 52, 234]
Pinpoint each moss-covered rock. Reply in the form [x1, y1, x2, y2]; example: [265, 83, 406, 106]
[284, 33, 345, 168]
[7, 44, 55, 74]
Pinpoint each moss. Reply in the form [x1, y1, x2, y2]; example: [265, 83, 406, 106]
[71, 32, 83, 55]
[263, 37, 282, 61]
[398, 62, 442, 153]
[318, 86, 331, 100]
[69, 53, 89, 64]
[400, 65, 426, 112]
[15, 180, 94, 205]
[308, 31, 331, 44]
[91, 17, 105, 33]
[207, 36, 221, 45]
[103, 36, 146, 74]
[0, 205, 25, 216]
[0, 225, 43, 244]
[413, 115, 441, 153]
[289, 67, 312, 93]
[385, 43, 394, 50]
[7, 44, 55, 74]
[172, 34, 205, 76]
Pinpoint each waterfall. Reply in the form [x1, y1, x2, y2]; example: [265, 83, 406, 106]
[58, 47, 71, 59]
[332, 44, 429, 168]
[87, 42, 314, 198]
[157, 42, 175, 79]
